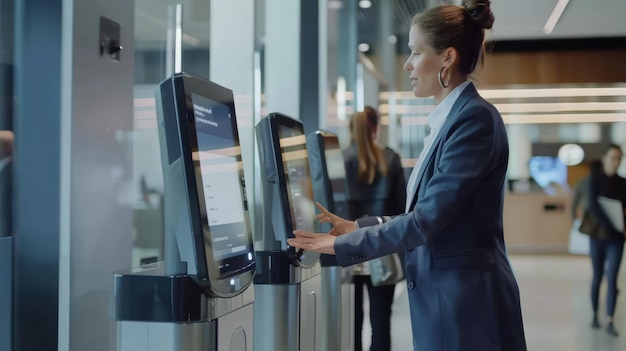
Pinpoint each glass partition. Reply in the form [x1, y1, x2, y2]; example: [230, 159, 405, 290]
[132, 0, 211, 267]
[132, 0, 258, 268]
[0, 0, 14, 238]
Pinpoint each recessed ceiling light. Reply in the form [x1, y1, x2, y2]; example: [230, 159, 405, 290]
[359, 0, 372, 9]
[358, 43, 370, 52]
[558, 144, 584, 166]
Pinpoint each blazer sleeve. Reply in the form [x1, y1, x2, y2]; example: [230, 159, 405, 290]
[387, 151, 407, 215]
[335, 103, 503, 266]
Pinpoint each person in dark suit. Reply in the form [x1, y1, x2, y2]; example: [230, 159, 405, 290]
[287, 1, 526, 350]
[343, 106, 406, 351]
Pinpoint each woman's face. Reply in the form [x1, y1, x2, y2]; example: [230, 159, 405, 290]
[403, 25, 444, 99]
[603, 147, 623, 177]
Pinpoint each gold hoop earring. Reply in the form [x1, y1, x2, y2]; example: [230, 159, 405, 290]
[438, 67, 450, 89]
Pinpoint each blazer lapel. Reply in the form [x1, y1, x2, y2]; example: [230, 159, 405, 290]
[407, 83, 479, 211]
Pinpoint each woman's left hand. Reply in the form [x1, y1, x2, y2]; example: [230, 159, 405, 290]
[288, 230, 337, 255]
[315, 202, 355, 236]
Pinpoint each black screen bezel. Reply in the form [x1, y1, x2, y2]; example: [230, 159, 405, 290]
[175, 75, 255, 282]
[320, 132, 349, 219]
[267, 113, 319, 267]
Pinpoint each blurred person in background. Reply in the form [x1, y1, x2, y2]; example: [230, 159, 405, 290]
[343, 106, 406, 351]
[572, 144, 626, 336]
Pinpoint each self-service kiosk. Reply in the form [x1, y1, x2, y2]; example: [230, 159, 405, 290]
[307, 130, 354, 351]
[114, 73, 256, 351]
[254, 113, 322, 351]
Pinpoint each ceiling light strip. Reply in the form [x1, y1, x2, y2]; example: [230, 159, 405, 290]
[502, 113, 626, 124]
[543, 0, 570, 34]
[481, 87, 626, 99]
[494, 102, 626, 113]
[379, 87, 626, 100]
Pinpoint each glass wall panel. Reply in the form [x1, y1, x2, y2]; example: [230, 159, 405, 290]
[323, 0, 357, 147]
[0, 0, 14, 238]
[0, 1, 14, 348]
[132, 0, 211, 267]
[132, 0, 258, 268]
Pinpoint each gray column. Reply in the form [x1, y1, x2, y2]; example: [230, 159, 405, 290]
[0, 0, 13, 131]
[318, 0, 328, 131]
[0, 1, 14, 347]
[263, 0, 323, 134]
[506, 124, 531, 180]
[265, 0, 300, 118]
[337, 0, 358, 117]
[299, 0, 320, 134]
[13, 0, 62, 349]
[379, 0, 399, 150]
[60, 1, 135, 350]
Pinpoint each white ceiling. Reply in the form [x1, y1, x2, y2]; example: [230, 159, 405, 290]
[133, 0, 626, 51]
[490, 0, 626, 40]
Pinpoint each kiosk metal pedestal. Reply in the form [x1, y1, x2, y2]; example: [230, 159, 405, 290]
[115, 264, 254, 351]
[253, 258, 321, 351]
[254, 114, 323, 351]
[308, 130, 354, 351]
[320, 264, 354, 351]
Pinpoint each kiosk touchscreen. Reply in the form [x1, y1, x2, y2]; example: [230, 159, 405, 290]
[254, 113, 321, 351]
[255, 113, 320, 273]
[114, 73, 255, 351]
[307, 130, 354, 351]
[306, 131, 348, 234]
[156, 72, 255, 295]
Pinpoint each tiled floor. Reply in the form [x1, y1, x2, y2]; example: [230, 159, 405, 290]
[361, 254, 626, 351]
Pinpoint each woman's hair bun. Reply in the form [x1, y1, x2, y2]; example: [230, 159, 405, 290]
[462, 0, 494, 29]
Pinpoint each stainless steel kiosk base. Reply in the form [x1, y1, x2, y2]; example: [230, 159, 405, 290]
[117, 302, 253, 351]
[321, 265, 354, 351]
[253, 263, 321, 351]
[115, 266, 254, 351]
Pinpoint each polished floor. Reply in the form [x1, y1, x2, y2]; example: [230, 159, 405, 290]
[360, 254, 626, 350]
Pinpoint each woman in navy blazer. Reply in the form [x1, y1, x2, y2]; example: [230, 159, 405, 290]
[288, 0, 526, 350]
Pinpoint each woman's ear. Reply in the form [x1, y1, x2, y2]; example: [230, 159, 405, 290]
[442, 47, 458, 66]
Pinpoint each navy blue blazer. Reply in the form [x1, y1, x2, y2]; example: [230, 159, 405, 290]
[334, 83, 527, 351]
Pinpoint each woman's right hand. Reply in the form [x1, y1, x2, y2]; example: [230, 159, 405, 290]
[315, 202, 355, 236]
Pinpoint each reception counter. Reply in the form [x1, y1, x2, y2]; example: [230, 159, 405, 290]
[503, 192, 573, 253]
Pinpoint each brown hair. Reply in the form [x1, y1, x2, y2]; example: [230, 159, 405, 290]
[349, 106, 388, 185]
[411, 0, 494, 76]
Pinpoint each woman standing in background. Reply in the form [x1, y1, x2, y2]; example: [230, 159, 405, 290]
[343, 106, 406, 351]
